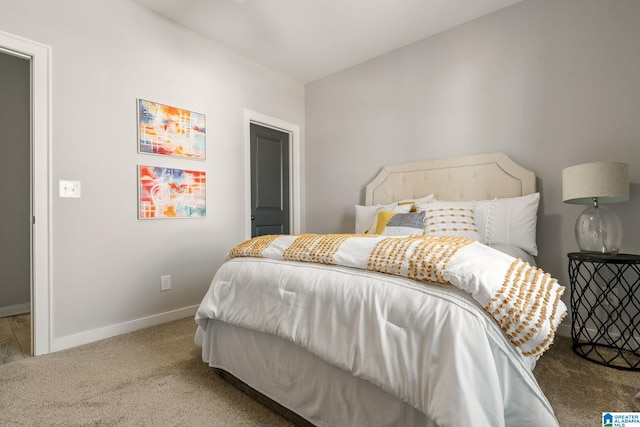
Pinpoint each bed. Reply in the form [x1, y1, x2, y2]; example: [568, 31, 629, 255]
[194, 152, 566, 427]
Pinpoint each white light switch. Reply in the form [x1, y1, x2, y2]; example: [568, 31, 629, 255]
[59, 180, 81, 198]
[160, 275, 171, 291]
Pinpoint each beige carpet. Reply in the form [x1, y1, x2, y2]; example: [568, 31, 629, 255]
[0, 317, 638, 426]
[0, 318, 293, 426]
[534, 333, 639, 426]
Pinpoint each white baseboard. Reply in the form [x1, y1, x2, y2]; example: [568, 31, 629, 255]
[51, 305, 199, 353]
[0, 302, 30, 317]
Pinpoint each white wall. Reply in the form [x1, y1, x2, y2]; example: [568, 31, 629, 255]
[0, 0, 304, 349]
[305, 0, 640, 330]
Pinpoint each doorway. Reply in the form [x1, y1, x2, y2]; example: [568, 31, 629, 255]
[243, 110, 300, 240]
[0, 30, 52, 356]
[0, 50, 31, 363]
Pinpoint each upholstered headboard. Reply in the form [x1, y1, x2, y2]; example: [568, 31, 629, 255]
[365, 152, 536, 205]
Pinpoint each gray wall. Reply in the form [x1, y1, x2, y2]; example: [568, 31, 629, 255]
[305, 0, 640, 329]
[0, 0, 304, 346]
[0, 51, 30, 315]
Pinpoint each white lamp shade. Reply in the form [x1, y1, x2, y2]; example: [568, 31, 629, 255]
[562, 162, 629, 205]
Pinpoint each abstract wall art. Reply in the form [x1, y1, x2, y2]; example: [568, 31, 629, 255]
[138, 165, 206, 219]
[137, 99, 206, 160]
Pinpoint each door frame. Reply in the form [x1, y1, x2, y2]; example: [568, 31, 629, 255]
[0, 30, 52, 355]
[243, 109, 300, 240]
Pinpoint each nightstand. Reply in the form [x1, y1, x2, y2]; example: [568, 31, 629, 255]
[567, 252, 640, 371]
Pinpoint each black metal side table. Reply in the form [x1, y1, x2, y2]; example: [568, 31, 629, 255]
[568, 252, 640, 371]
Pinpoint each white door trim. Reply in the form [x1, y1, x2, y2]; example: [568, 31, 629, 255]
[0, 30, 52, 355]
[243, 109, 300, 240]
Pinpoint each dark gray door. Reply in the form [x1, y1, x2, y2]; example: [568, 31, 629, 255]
[250, 123, 290, 237]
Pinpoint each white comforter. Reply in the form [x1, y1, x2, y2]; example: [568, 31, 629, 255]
[195, 255, 560, 427]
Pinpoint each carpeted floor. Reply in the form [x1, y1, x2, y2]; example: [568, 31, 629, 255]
[0, 318, 293, 426]
[0, 317, 638, 426]
[534, 333, 639, 426]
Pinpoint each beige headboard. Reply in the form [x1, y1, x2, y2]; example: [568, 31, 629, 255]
[365, 152, 536, 205]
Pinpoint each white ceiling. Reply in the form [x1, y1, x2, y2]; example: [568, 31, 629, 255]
[133, 0, 523, 83]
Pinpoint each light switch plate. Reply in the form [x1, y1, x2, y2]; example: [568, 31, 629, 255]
[160, 275, 171, 291]
[59, 180, 81, 198]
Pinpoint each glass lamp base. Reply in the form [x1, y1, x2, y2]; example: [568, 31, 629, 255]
[575, 205, 623, 254]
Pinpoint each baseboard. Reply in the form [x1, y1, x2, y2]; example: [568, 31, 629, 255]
[0, 302, 30, 317]
[51, 305, 199, 353]
[557, 322, 571, 338]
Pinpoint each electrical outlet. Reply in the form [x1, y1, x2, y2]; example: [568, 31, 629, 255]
[160, 275, 171, 291]
[59, 180, 81, 198]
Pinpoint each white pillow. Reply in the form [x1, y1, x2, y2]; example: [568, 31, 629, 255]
[355, 205, 380, 234]
[475, 193, 540, 256]
[422, 201, 481, 240]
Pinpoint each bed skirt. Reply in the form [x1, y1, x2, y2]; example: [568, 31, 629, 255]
[196, 319, 436, 427]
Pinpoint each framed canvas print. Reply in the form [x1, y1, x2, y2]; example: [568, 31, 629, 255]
[138, 165, 206, 219]
[137, 99, 206, 160]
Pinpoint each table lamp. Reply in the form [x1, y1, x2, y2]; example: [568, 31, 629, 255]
[562, 161, 629, 254]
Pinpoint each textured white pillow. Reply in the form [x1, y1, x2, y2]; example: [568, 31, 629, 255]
[475, 193, 540, 256]
[422, 201, 481, 240]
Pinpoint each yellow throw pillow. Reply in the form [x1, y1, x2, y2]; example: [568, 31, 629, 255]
[375, 211, 398, 234]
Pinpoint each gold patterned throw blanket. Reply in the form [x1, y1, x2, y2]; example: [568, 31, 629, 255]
[229, 234, 566, 359]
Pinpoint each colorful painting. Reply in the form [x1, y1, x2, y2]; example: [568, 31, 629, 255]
[138, 165, 206, 219]
[137, 99, 206, 159]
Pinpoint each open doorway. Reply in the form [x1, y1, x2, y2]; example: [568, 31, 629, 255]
[0, 30, 52, 357]
[0, 49, 31, 363]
